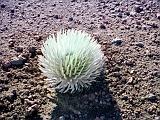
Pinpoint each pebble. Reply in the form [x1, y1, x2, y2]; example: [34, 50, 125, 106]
[29, 47, 36, 58]
[147, 21, 159, 28]
[111, 38, 123, 46]
[0, 86, 3, 92]
[71, 0, 77, 2]
[134, 5, 143, 13]
[26, 104, 38, 116]
[59, 116, 65, 120]
[117, 12, 123, 18]
[10, 9, 14, 14]
[1, 4, 6, 8]
[111, 72, 121, 78]
[125, 59, 135, 67]
[34, 35, 42, 42]
[14, 46, 23, 52]
[145, 93, 157, 101]
[25, 99, 36, 105]
[157, 13, 160, 20]
[54, 15, 59, 19]
[135, 42, 144, 48]
[121, 94, 128, 101]
[68, 17, 73, 21]
[1, 61, 12, 71]
[151, 71, 160, 78]
[127, 77, 134, 84]
[99, 24, 106, 29]
[12, 90, 17, 98]
[10, 57, 26, 68]
[8, 39, 15, 47]
[130, 11, 136, 16]
[6, 91, 17, 102]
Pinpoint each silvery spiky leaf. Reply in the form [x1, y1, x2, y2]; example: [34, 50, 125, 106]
[38, 29, 104, 93]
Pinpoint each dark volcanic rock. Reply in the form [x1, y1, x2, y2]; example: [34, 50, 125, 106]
[111, 38, 123, 46]
[145, 93, 157, 101]
[29, 47, 36, 58]
[1, 4, 6, 8]
[134, 5, 143, 13]
[10, 57, 26, 68]
[34, 35, 42, 42]
[157, 13, 160, 20]
[10, 9, 15, 14]
[2, 61, 12, 71]
[99, 24, 106, 29]
[8, 39, 15, 47]
[135, 42, 144, 48]
[14, 46, 23, 52]
[68, 17, 73, 21]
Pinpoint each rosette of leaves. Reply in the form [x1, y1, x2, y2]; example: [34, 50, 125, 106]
[38, 29, 104, 93]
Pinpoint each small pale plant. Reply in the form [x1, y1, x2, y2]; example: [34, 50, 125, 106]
[38, 29, 104, 93]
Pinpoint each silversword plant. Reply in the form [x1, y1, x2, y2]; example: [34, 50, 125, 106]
[39, 29, 104, 93]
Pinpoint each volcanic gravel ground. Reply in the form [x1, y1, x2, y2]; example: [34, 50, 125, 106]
[0, 0, 160, 120]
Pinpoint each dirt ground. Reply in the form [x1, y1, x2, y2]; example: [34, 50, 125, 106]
[0, 0, 160, 120]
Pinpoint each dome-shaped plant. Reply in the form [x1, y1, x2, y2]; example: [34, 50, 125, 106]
[38, 29, 104, 93]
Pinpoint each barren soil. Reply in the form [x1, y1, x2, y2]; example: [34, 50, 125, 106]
[0, 0, 160, 120]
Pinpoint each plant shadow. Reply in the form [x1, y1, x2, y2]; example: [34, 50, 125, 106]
[51, 73, 122, 120]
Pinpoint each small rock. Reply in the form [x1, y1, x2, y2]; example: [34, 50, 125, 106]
[117, 12, 123, 18]
[121, 94, 128, 101]
[125, 59, 135, 67]
[99, 24, 106, 29]
[157, 13, 160, 20]
[1, 4, 6, 8]
[147, 21, 159, 28]
[59, 116, 65, 120]
[54, 15, 59, 19]
[145, 93, 157, 101]
[128, 77, 133, 84]
[37, 49, 42, 55]
[25, 99, 36, 105]
[71, 0, 77, 2]
[130, 11, 136, 16]
[111, 38, 123, 46]
[12, 90, 17, 98]
[2, 61, 12, 71]
[0, 86, 3, 92]
[135, 42, 144, 48]
[14, 46, 23, 52]
[8, 39, 15, 47]
[26, 104, 39, 116]
[10, 57, 26, 68]
[150, 71, 160, 78]
[29, 47, 36, 58]
[10, 9, 14, 14]
[68, 17, 73, 21]
[112, 72, 121, 78]
[130, 70, 135, 74]
[6, 91, 17, 102]
[134, 5, 143, 13]
[34, 35, 42, 42]
[13, 113, 18, 119]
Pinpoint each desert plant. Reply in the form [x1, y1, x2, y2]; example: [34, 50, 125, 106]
[38, 29, 104, 93]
